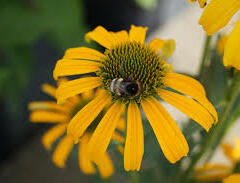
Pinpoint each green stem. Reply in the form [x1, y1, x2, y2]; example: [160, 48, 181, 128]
[182, 71, 240, 182]
[198, 35, 212, 78]
[130, 172, 140, 183]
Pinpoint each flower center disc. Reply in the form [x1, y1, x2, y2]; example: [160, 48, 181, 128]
[98, 41, 170, 103]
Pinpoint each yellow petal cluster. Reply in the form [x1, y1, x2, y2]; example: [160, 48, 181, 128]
[29, 84, 124, 178]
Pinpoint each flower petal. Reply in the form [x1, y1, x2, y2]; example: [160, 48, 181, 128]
[63, 47, 106, 60]
[221, 143, 235, 161]
[195, 164, 233, 181]
[87, 102, 125, 160]
[85, 26, 118, 49]
[124, 102, 144, 171]
[53, 59, 101, 80]
[186, 0, 207, 8]
[28, 101, 68, 113]
[164, 73, 218, 123]
[94, 153, 114, 179]
[41, 84, 56, 99]
[41, 124, 66, 150]
[158, 89, 214, 131]
[29, 110, 68, 123]
[161, 39, 176, 58]
[52, 135, 74, 168]
[129, 25, 148, 44]
[217, 35, 228, 54]
[148, 38, 165, 52]
[67, 90, 111, 142]
[110, 30, 129, 45]
[223, 18, 240, 70]
[78, 133, 96, 174]
[164, 73, 206, 95]
[112, 132, 125, 144]
[223, 174, 240, 183]
[141, 97, 189, 163]
[199, 0, 240, 35]
[56, 77, 102, 104]
[116, 115, 126, 132]
[81, 90, 94, 101]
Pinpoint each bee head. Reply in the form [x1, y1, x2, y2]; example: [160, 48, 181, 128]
[125, 81, 141, 97]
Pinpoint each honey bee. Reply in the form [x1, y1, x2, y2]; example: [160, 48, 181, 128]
[110, 78, 142, 97]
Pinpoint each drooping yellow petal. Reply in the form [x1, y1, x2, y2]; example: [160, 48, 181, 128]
[141, 97, 189, 163]
[41, 84, 56, 99]
[85, 26, 118, 49]
[116, 115, 126, 132]
[223, 174, 240, 183]
[78, 133, 96, 175]
[67, 90, 111, 142]
[28, 101, 68, 113]
[56, 77, 102, 104]
[53, 59, 101, 80]
[221, 143, 236, 161]
[217, 35, 228, 54]
[129, 25, 148, 44]
[195, 164, 233, 181]
[124, 102, 144, 171]
[164, 73, 206, 95]
[110, 30, 129, 45]
[112, 131, 125, 144]
[117, 146, 124, 155]
[148, 38, 165, 53]
[232, 138, 240, 161]
[223, 18, 240, 70]
[94, 153, 114, 179]
[164, 73, 218, 123]
[41, 124, 66, 150]
[52, 135, 75, 168]
[159, 89, 214, 131]
[87, 102, 125, 161]
[81, 89, 94, 101]
[63, 47, 106, 60]
[199, 0, 240, 35]
[29, 111, 68, 123]
[161, 39, 176, 58]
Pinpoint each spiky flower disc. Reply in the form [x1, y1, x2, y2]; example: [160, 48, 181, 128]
[98, 41, 170, 103]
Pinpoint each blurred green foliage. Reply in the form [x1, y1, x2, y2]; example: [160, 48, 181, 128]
[135, 0, 158, 10]
[0, 0, 86, 118]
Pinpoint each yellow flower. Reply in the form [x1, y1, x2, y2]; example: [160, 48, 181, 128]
[53, 25, 218, 171]
[192, 0, 240, 69]
[223, 174, 240, 183]
[194, 137, 240, 181]
[28, 83, 125, 178]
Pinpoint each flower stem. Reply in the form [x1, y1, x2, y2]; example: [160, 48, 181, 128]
[198, 35, 212, 78]
[130, 172, 140, 183]
[182, 71, 240, 182]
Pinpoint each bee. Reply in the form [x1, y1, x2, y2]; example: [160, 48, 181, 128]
[110, 78, 142, 97]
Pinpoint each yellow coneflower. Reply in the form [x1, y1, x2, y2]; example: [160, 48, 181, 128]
[189, 0, 240, 69]
[223, 174, 240, 183]
[28, 82, 125, 178]
[53, 25, 218, 171]
[194, 137, 240, 181]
